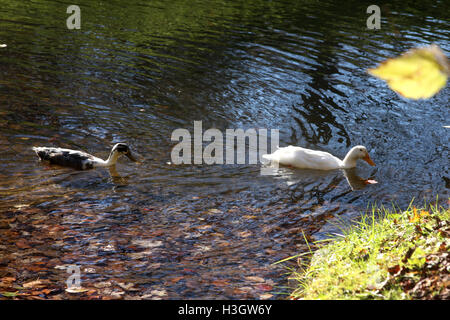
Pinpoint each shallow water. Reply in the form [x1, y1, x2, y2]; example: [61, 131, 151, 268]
[0, 0, 448, 299]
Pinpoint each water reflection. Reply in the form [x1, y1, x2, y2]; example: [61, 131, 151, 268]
[342, 168, 377, 191]
[267, 165, 376, 192]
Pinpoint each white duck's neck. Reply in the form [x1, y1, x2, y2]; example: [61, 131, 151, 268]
[96, 150, 119, 167]
[341, 149, 358, 169]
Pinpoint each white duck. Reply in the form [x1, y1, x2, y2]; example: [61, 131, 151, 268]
[262, 145, 375, 170]
[33, 143, 137, 170]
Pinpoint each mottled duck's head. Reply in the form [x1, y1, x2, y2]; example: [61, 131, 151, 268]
[112, 143, 137, 162]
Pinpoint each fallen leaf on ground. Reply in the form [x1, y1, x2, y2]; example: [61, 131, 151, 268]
[387, 264, 401, 275]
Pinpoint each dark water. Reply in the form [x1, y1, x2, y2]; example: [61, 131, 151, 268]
[0, 0, 448, 299]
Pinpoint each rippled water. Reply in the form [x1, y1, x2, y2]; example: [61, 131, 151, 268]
[0, 0, 448, 299]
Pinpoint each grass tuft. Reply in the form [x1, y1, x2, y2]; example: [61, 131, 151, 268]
[289, 200, 449, 300]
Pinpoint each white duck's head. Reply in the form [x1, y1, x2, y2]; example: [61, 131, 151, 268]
[342, 145, 375, 168]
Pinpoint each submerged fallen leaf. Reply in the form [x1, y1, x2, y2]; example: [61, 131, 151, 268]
[212, 279, 230, 287]
[65, 287, 89, 293]
[245, 276, 265, 283]
[1, 291, 18, 297]
[150, 289, 167, 297]
[16, 239, 31, 249]
[260, 293, 273, 299]
[368, 44, 449, 99]
[206, 208, 222, 215]
[0, 277, 16, 284]
[23, 279, 48, 289]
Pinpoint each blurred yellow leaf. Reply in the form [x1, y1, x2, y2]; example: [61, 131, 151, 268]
[368, 44, 449, 99]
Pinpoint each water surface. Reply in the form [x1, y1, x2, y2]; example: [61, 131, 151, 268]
[0, 0, 448, 299]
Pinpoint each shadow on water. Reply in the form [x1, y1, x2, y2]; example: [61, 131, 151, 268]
[0, 0, 448, 299]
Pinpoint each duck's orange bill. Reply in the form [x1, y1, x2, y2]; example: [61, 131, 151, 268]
[364, 154, 375, 166]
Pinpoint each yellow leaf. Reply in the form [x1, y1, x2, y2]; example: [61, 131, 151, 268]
[368, 44, 449, 99]
[409, 207, 420, 223]
[420, 210, 430, 217]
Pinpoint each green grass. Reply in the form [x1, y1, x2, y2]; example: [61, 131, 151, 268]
[288, 200, 449, 300]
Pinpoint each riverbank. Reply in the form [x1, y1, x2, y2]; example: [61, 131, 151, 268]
[289, 201, 449, 300]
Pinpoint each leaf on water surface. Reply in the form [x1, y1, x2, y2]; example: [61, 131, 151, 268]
[0, 44, 7, 48]
[368, 44, 449, 99]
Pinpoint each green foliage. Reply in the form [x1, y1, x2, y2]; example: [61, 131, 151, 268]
[289, 201, 449, 300]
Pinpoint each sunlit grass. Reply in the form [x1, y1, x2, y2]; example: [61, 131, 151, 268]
[288, 200, 449, 300]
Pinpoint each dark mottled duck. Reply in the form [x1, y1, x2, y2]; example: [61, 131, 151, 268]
[32, 143, 137, 170]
